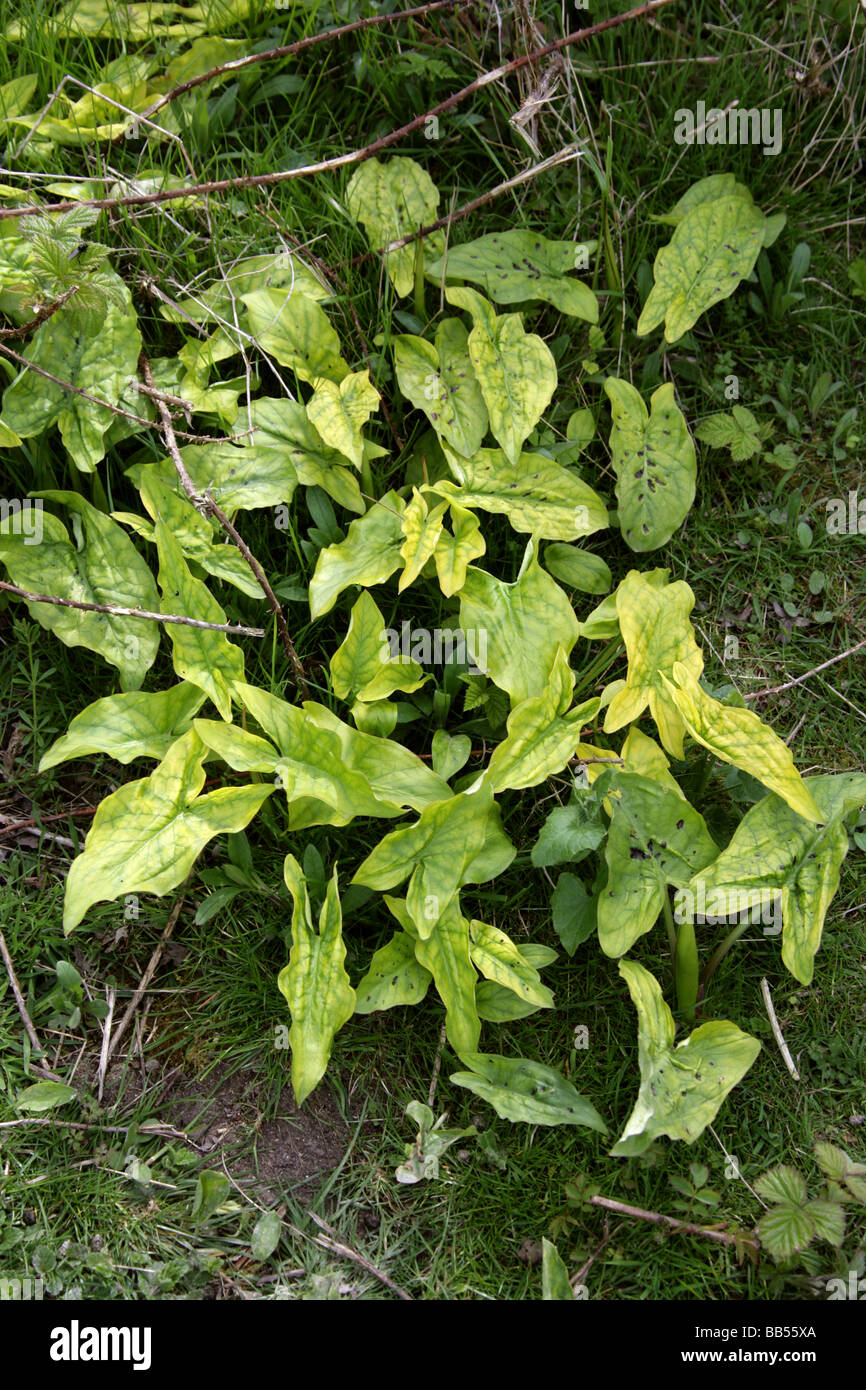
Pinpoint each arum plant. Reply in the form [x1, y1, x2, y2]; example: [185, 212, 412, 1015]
[2, 149, 862, 1159]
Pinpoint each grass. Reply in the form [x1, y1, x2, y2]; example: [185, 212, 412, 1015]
[0, 0, 864, 1301]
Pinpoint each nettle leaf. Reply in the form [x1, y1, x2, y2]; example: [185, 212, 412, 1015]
[451, 1053, 606, 1131]
[414, 898, 481, 1054]
[244, 399, 364, 513]
[660, 662, 823, 823]
[605, 379, 696, 550]
[468, 919, 553, 1010]
[155, 521, 245, 721]
[278, 855, 356, 1105]
[231, 682, 449, 827]
[756, 1204, 817, 1260]
[530, 782, 607, 869]
[1, 496, 159, 689]
[394, 319, 488, 457]
[687, 773, 866, 985]
[459, 538, 580, 706]
[354, 931, 432, 1013]
[434, 446, 607, 541]
[427, 229, 598, 320]
[0, 291, 141, 470]
[39, 683, 206, 771]
[352, 786, 515, 938]
[63, 730, 273, 932]
[637, 193, 767, 343]
[330, 591, 427, 703]
[306, 370, 379, 469]
[612, 959, 761, 1155]
[399, 488, 449, 590]
[603, 570, 704, 759]
[241, 288, 349, 384]
[345, 156, 443, 297]
[445, 287, 557, 465]
[543, 543, 611, 596]
[309, 491, 406, 618]
[596, 772, 718, 958]
[484, 649, 600, 793]
[695, 407, 763, 462]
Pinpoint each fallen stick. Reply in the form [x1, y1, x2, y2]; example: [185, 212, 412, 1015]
[0, 580, 265, 637]
[760, 977, 800, 1081]
[0, 926, 64, 1081]
[589, 1195, 758, 1251]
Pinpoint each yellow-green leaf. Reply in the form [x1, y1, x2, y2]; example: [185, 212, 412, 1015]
[329, 591, 427, 703]
[306, 370, 379, 469]
[612, 959, 760, 1154]
[603, 570, 704, 759]
[309, 491, 406, 618]
[394, 319, 488, 457]
[278, 856, 356, 1104]
[39, 683, 206, 771]
[399, 487, 449, 590]
[413, 898, 481, 1054]
[660, 662, 823, 822]
[434, 446, 607, 541]
[63, 730, 273, 932]
[345, 156, 443, 297]
[354, 931, 432, 1013]
[433, 502, 485, 597]
[427, 229, 598, 320]
[241, 288, 349, 384]
[605, 379, 696, 550]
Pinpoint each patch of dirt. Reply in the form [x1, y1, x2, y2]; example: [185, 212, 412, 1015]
[163, 1063, 350, 1204]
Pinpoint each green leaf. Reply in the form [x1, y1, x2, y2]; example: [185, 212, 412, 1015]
[0, 495, 159, 689]
[0, 291, 141, 470]
[155, 520, 245, 721]
[354, 931, 432, 1013]
[241, 288, 349, 384]
[445, 287, 557, 464]
[251, 1210, 282, 1261]
[414, 899, 481, 1054]
[15, 1082, 78, 1113]
[459, 538, 580, 706]
[754, 1164, 808, 1206]
[451, 1053, 606, 1131]
[814, 1141, 866, 1183]
[531, 788, 606, 868]
[329, 591, 426, 704]
[345, 156, 443, 297]
[243, 399, 364, 512]
[231, 683, 449, 826]
[805, 1200, 845, 1247]
[611, 960, 760, 1155]
[468, 919, 553, 1010]
[39, 683, 206, 771]
[434, 446, 607, 541]
[597, 772, 718, 958]
[63, 730, 273, 932]
[696, 408, 763, 462]
[543, 543, 611, 595]
[309, 491, 406, 618]
[605, 379, 696, 551]
[306, 370, 378, 469]
[652, 174, 744, 226]
[278, 855, 356, 1105]
[352, 786, 515, 938]
[428, 230, 598, 320]
[603, 570, 704, 759]
[756, 1204, 816, 1260]
[484, 651, 600, 793]
[660, 662, 823, 823]
[399, 488, 449, 590]
[394, 320, 488, 457]
[131, 470, 264, 598]
[687, 773, 866, 984]
[541, 1239, 576, 1300]
[637, 193, 767, 343]
[191, 1170, 230, 1224]
[432, 502, 486, 597]
[551, 873, 597, 955]
[431, 731, 472, 782]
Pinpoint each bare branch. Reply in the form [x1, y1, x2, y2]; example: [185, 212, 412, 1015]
[0, 1, 680, 222]
[0, 579, 265, 636]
